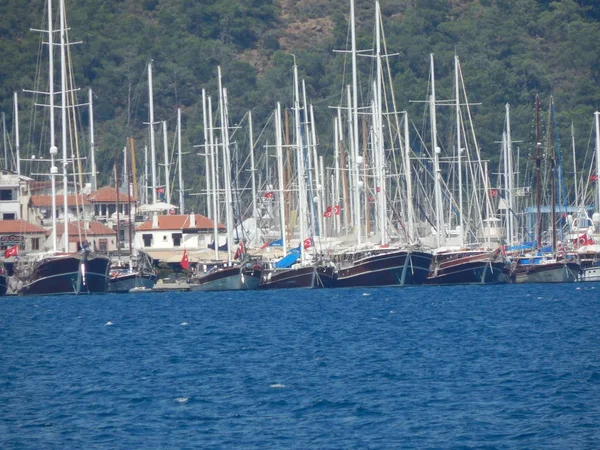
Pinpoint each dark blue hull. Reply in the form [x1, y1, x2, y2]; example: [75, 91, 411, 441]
[108, 271, 158, 293]
[260, 265, 335, 289]
[17, 253, 110, 296]
[333, 250, 433, 288]
[0, 274, 7, 296]
[425, 260, 508, 285]
[189, 264, 262, 291]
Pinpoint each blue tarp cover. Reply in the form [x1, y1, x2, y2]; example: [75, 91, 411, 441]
[275, 252, 300, 269]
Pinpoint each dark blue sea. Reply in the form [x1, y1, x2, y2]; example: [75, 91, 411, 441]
[1, 284, 599, 449]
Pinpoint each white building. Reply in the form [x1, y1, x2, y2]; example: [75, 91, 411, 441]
[0, 170, 33, 221]
[135, 213, 227, 263]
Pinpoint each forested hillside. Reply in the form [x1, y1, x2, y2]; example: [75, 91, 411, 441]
[1, 0, 600, 208]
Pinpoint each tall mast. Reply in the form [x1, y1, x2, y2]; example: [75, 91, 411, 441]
[595, 111, 600, 214]
[430, 54, 443, 248]
[89, 89, 96, 191]
[346, 85, 355, 238]
[2, 113, 7, 171]
[550, 97, 557, 253]
[334, 114, 341, 235]
[218, 67, 233, 263]
[162, 121, 170, 204]
[45, 0, 58, 252]
[293, 60, 307, 261]
[535, 95, 542, 249]
[502, 131, 510, 245]
[506, 104, 515, 245]
[125, 142, 133, 257]
[404, 113, 415, 243]
[455, 55, 464, 247]
[209, 96, 219, 261]
[148, 62, 157, 204]
[309, 103, 323, 238]
[248, 111, 258, 220]
[129, 137, 137, 207]
[14, 93, 20, 176]
[571, 122, 578, 208]
[275, 103, 287, 253]
[128, 138, 135, 257]
[202, 89, 211, 217]
[114, 148, 121, 260]
[143, 145, 148, 205]
[59, 0, 69, 253]
[375, 1, 387, 245]
[177, 108, 184, 213]
[350, 0, 361, 245]
[301, 80, 316, 239]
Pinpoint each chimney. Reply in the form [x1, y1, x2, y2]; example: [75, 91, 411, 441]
[152, 213, 159, 229]
[189, 213, 196, 228]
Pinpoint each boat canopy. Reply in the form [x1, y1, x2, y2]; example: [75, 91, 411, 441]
[275, 252, 300, 269]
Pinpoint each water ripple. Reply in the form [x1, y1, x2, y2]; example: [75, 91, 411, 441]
[0, 284, 599, 448]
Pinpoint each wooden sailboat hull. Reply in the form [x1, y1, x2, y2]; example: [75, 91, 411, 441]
[108, 271, 158, 293]
[17, 253, 110, 296]
[333, 250, 433, 288]
[425, 250, 509, 285]
[425, 260, 508, 285]
[259, 265, 335, 289]
[511, 261, 580, 283]
[188, 264, 262, 291]
[579, 264, 600, 282]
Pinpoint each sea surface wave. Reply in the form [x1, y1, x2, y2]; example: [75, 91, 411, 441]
[1, 284, 599, 449]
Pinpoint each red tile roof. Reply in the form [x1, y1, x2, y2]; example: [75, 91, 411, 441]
[0, 219, 46, 234]
[49, 220, 117, 237]
[88, 186, 138, 203]
[30, 194, 89, 207]
[136, 214, 225, 231]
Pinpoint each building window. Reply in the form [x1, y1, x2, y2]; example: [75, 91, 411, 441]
[31, 238, 40, 250]
[3, 213, 15, 220]
[98, 239, 108, 252]
[143, 234, 153, 247]
[172, 233, 182, 247]
[0, 189, 12, 201]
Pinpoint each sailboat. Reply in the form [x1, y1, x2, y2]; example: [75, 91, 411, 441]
[508, 96, 580, 283]
[13, 0, 110, 296]
[258, 66, 335, 290]
[187, 67, 263, 291]
[322, 1, 434, 288]
[570, 112, 600, 281]
[108, 250, 157, 293]
[423, 54, 508, 285]
[108, 140, 158, 293]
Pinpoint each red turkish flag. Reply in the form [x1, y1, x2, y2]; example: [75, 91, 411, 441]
[180, 249, 189, 270]
[323, 206, 332, 217]
[303, 237, 313, 249]
[4, 245, 18, 258]
[264, 192, 274, 199]
[234, 241, 245, 259]
[334, 205, 341, 215]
